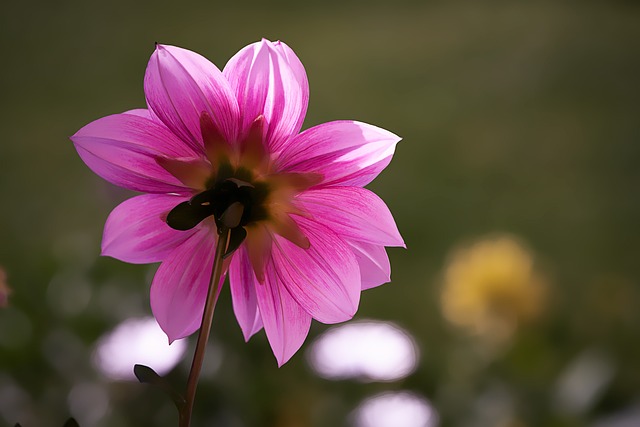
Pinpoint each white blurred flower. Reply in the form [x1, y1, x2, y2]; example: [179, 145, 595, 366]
[92, 317, 187, 381]
[308, 320, 418, 382]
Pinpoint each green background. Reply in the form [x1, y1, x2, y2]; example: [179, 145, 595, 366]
[1, 0, 639, 426]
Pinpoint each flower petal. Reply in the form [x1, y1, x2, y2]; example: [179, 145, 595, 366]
[297, 186, 405, 247]
[270, 215, 361, 324]
[229, 245, 263, 341]
[347, 240, 392, 290]
[272, 41, 308, 113]
[256, 259, 312, 366]
[265, 40, 309, 151]
[71, 113, 195, 193]
[145, 44, 240, 151]
[102, 194, 194, 264]
[122, 107, 165, 124]
[277, 120, 401, 187]
[122, 108, 152, 119]
[223, 39, 308, 151]
[150, 226, 222, 342]
[223, 41, 269, 140]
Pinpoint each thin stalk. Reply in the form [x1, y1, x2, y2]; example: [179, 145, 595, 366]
[180, 228, 230, 427]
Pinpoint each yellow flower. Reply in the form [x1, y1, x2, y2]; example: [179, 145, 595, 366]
[441, 235, 546, 340]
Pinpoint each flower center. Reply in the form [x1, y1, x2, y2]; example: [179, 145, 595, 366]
[162, 112, 321, 261]
[166, 163, 271, 257]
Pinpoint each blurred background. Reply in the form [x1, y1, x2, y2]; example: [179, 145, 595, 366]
[1, 0, 639, 426]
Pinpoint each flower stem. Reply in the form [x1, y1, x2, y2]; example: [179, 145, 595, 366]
[180, 227, 230, 427]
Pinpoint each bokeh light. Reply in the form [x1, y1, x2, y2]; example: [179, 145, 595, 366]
[0, 375, 32, 426]
[590, 402, 640, 427]
[92, 317, 187, 381]
[47, 269, 92, 317]
[440, 235, 547, 341]
[554, 348, 615, 415]
[307, 320, 418, 382]
[351, 391, 438, 427]
[67, 382, 110, 426]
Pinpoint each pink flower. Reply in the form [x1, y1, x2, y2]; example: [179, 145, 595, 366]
[71, 40, 404, 365]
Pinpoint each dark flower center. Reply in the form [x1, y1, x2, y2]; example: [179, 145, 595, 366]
[166, 165, 269, 257]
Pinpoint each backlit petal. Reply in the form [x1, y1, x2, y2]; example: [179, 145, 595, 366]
[71, 113, 194, 193]
[145, 44, 240, 151]
[229, 246, 263, 341]
[223, 41, 269, 141]
[245, 223, 273, 283]
[271, 215, 361, 324]
[297, 187, 405, 247]
[150, 226, 222, 342]
[102, 194, 193, 264]
[257, 259, 312, 366]
[264, 40, 309, 151]
[272, 41, 308, 117]
[122, 108, 152, 119]
[223, 39, 308, 151]
[277, 120, 401, 187]
[156, 156, 212, 190]
[347, 240, 392, 290]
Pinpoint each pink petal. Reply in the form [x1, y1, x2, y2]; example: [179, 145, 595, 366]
[265, 40, 309, 151]
[347, 240, 392, 290]
[229, 246, 263, 341]
[71, 113, 195, 193]
[256, 258, 312, 366]
[144, 44, 240, 151]
[277, 120, 401, 187]
[122, 108, 152, 119]
[223, 39, 308, 151]
[297, 187, 405, 247]
[272, 41, 308, 111]
[223, 42, 269, 141]
[270, 215, 361, 324]
[102, 194, 194, 264]
[150, 227, 222, 342]
[122, 107, 165, 124]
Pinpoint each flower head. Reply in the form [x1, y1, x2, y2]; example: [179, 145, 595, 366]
[440, 235, 547, 341]
[71, 40, 403, 365]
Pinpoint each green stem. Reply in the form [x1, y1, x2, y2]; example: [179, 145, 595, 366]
[180, 228, 230, 427]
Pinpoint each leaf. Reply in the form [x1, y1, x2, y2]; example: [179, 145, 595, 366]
[133, 364, 185, 410]
[134, 364, 163, 385]
[63, 419, 80, 427]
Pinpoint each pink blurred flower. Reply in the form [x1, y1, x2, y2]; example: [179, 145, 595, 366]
[0, 267, 10, 308]
[71, 40, 403, 365]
